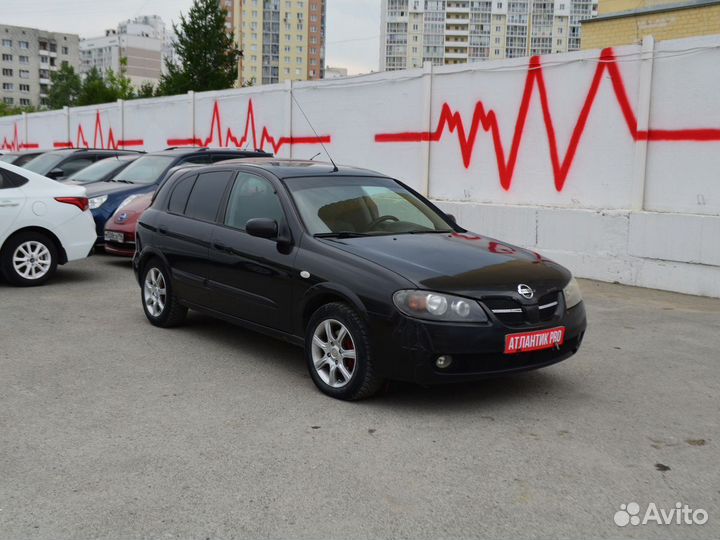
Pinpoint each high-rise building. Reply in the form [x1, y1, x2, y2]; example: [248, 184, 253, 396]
[80, 15, 175, 89]
[581, 0, 720, 50]
[380, 0, 597, 71]
[231, 0, 326, 85]
[0, 24, 80, 108]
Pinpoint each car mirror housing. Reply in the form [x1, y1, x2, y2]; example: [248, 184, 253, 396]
[46, 168, 64, 180]
[246, 218, 279, 240]
[446, 213, 457, 224]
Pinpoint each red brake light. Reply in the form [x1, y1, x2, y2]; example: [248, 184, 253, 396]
[55, 197, 89, 212]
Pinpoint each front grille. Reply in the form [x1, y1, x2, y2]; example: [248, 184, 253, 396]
[482, 291, 562, 326]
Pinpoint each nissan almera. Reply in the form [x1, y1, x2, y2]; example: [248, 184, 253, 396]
[133, 159, 587, 400]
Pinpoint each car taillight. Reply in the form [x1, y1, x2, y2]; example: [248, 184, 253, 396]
[55, 197, 89, 212]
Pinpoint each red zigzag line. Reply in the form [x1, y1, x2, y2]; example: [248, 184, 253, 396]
[1, 123, 39, 151]
[54, 111, 144, 149]
[167, 99, 331, 153]
[375, 47, 720, 192]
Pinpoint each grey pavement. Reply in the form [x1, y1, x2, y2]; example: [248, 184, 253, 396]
[1, 255, 719, 539]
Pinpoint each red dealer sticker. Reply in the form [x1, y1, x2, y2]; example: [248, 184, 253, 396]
[504, 327, 566, 355]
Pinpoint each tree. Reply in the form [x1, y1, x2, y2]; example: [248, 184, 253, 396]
[76, 61, 135, 106]
[48, 63, 82, 109]
[0, 102, 36, 117]
[157, 0, 241, 96]
[135, 81, 156, 99]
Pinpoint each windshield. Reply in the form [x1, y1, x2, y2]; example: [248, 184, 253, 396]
[0, 154, 18, 163]
[287, 176, 453, 236]
[23, 152, 65, 174]
[66, 157, 130, 184]
[113, 155, 176, 185]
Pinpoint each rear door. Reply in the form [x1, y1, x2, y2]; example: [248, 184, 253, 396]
[0, 168, 27, 242]
[207, 171, 297, 331]
[157, 169, 235, 307]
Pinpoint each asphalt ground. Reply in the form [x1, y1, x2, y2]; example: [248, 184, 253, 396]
[1, 254, 719, 539]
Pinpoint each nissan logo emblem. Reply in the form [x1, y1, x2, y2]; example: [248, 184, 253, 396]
[517, 284, 534, 299]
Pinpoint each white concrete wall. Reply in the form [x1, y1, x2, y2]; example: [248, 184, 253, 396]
[1, 35, 719, 297]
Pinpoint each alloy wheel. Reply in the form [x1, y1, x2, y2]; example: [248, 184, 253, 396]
[311, 319, 357, 388]
[143, 268, 167, 317]
[12, 241, 52, 280]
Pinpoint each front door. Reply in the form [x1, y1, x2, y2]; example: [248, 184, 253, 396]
[208, 172, 297, 332]
[0, 169, 26, 241]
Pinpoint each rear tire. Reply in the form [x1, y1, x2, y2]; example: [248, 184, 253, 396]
[140, 258, 187, 328]
[305, 302, 384, 400]
[0, 231, 58, 287]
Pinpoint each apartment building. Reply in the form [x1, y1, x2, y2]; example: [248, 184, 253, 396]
[231, 0, 327, 85]
[0, 24, 80, 108]
[380, 0, 597, 70]
[581, 0, 720, 49]
[80, 15, 174, 88]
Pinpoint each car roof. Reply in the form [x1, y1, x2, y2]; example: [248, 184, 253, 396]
[215, 158, 387, 179]
[46, 148, 143, 156]
[1, 149, 46, 156]
[148, 147, 273, 157]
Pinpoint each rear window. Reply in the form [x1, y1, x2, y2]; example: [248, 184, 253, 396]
[168, 175, 196, 214]
[184, 171, 233, 222]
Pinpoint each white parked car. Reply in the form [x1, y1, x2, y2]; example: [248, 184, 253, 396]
[0, 161, 96, 286]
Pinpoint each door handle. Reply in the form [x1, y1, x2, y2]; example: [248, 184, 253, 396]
[158, 225, 168, 234]
[213, 242, 227, 252]
[0, 202, 19, 207]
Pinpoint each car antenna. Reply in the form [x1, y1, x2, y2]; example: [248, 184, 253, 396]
[290, 93, 338, 172]
[309, 152, 321, 161]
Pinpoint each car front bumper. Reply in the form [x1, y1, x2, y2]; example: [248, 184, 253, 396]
[369, 302, 587, 384]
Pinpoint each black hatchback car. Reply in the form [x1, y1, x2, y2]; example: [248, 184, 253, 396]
[134, 159, 587, 400]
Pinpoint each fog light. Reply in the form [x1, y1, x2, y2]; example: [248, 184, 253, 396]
[435, 355, 453, 369]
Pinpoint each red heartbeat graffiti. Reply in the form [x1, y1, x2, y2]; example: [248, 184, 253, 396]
[167, 100, 331, 153]
[1, 123, 39, 151]
[375, 48, 720, 192]
[53, 111, 144, 150]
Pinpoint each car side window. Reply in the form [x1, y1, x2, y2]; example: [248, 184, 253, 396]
[224, 173, 285, 231]
[167, 175, 197, 214]
[58, 157, 93, 177]
[184, 171, 234, 222]
[0, 168, 29, 189]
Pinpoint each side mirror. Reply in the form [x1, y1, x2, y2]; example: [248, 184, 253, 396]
[446, 213, 457, 224]
[47, 168, 64, 180]
[246, 218, 278, 240]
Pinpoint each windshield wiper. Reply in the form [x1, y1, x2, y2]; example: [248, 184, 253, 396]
[314, 231, 372, 239]
[400, 229, 454, 235]
[108, 179, 135, 184]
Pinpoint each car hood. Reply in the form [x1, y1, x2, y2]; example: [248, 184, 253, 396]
[323, 232, 571, 298]
[84, 181, 141, 197]
[109, 194, 152, 226]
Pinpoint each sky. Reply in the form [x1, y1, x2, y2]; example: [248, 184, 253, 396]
[0, 0, 381, 74]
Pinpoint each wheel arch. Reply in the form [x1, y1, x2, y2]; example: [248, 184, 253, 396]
[298, 283, 369, 335]
[0, 226, 68, 264]
[135, 247, 171, 285]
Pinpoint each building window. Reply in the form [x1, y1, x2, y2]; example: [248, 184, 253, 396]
[19, 69, 29, 79]
[3, 97, 14, 104]
[19, 84, 29, 92]
[2, 39, 11, 48]
[19, 98, 30, 106]
[2, 68, 12, 76]
[62, 46, 69, 54]
[19, 55, 28, 64]
[19, 41, 29, 49]
[2, 82, 13, 90]
[1, 54, 11, 61]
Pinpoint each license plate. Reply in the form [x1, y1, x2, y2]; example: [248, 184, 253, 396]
[104, 231, 124, 243]
[504, 327, 566, 354]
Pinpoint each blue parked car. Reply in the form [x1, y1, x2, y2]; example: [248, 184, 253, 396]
[84, 147, 272, 244]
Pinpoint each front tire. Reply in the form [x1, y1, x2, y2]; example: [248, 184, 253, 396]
[305, 302, 384, 400]
[141, 258, 187, 327]
[0, 232, 58, 287]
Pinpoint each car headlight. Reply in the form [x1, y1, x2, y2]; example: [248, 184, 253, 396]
[393, 290, 488, 322]
[116, 194, 141, 212]
[89, 195, 108, 210]
[563, 277, 583, 309]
